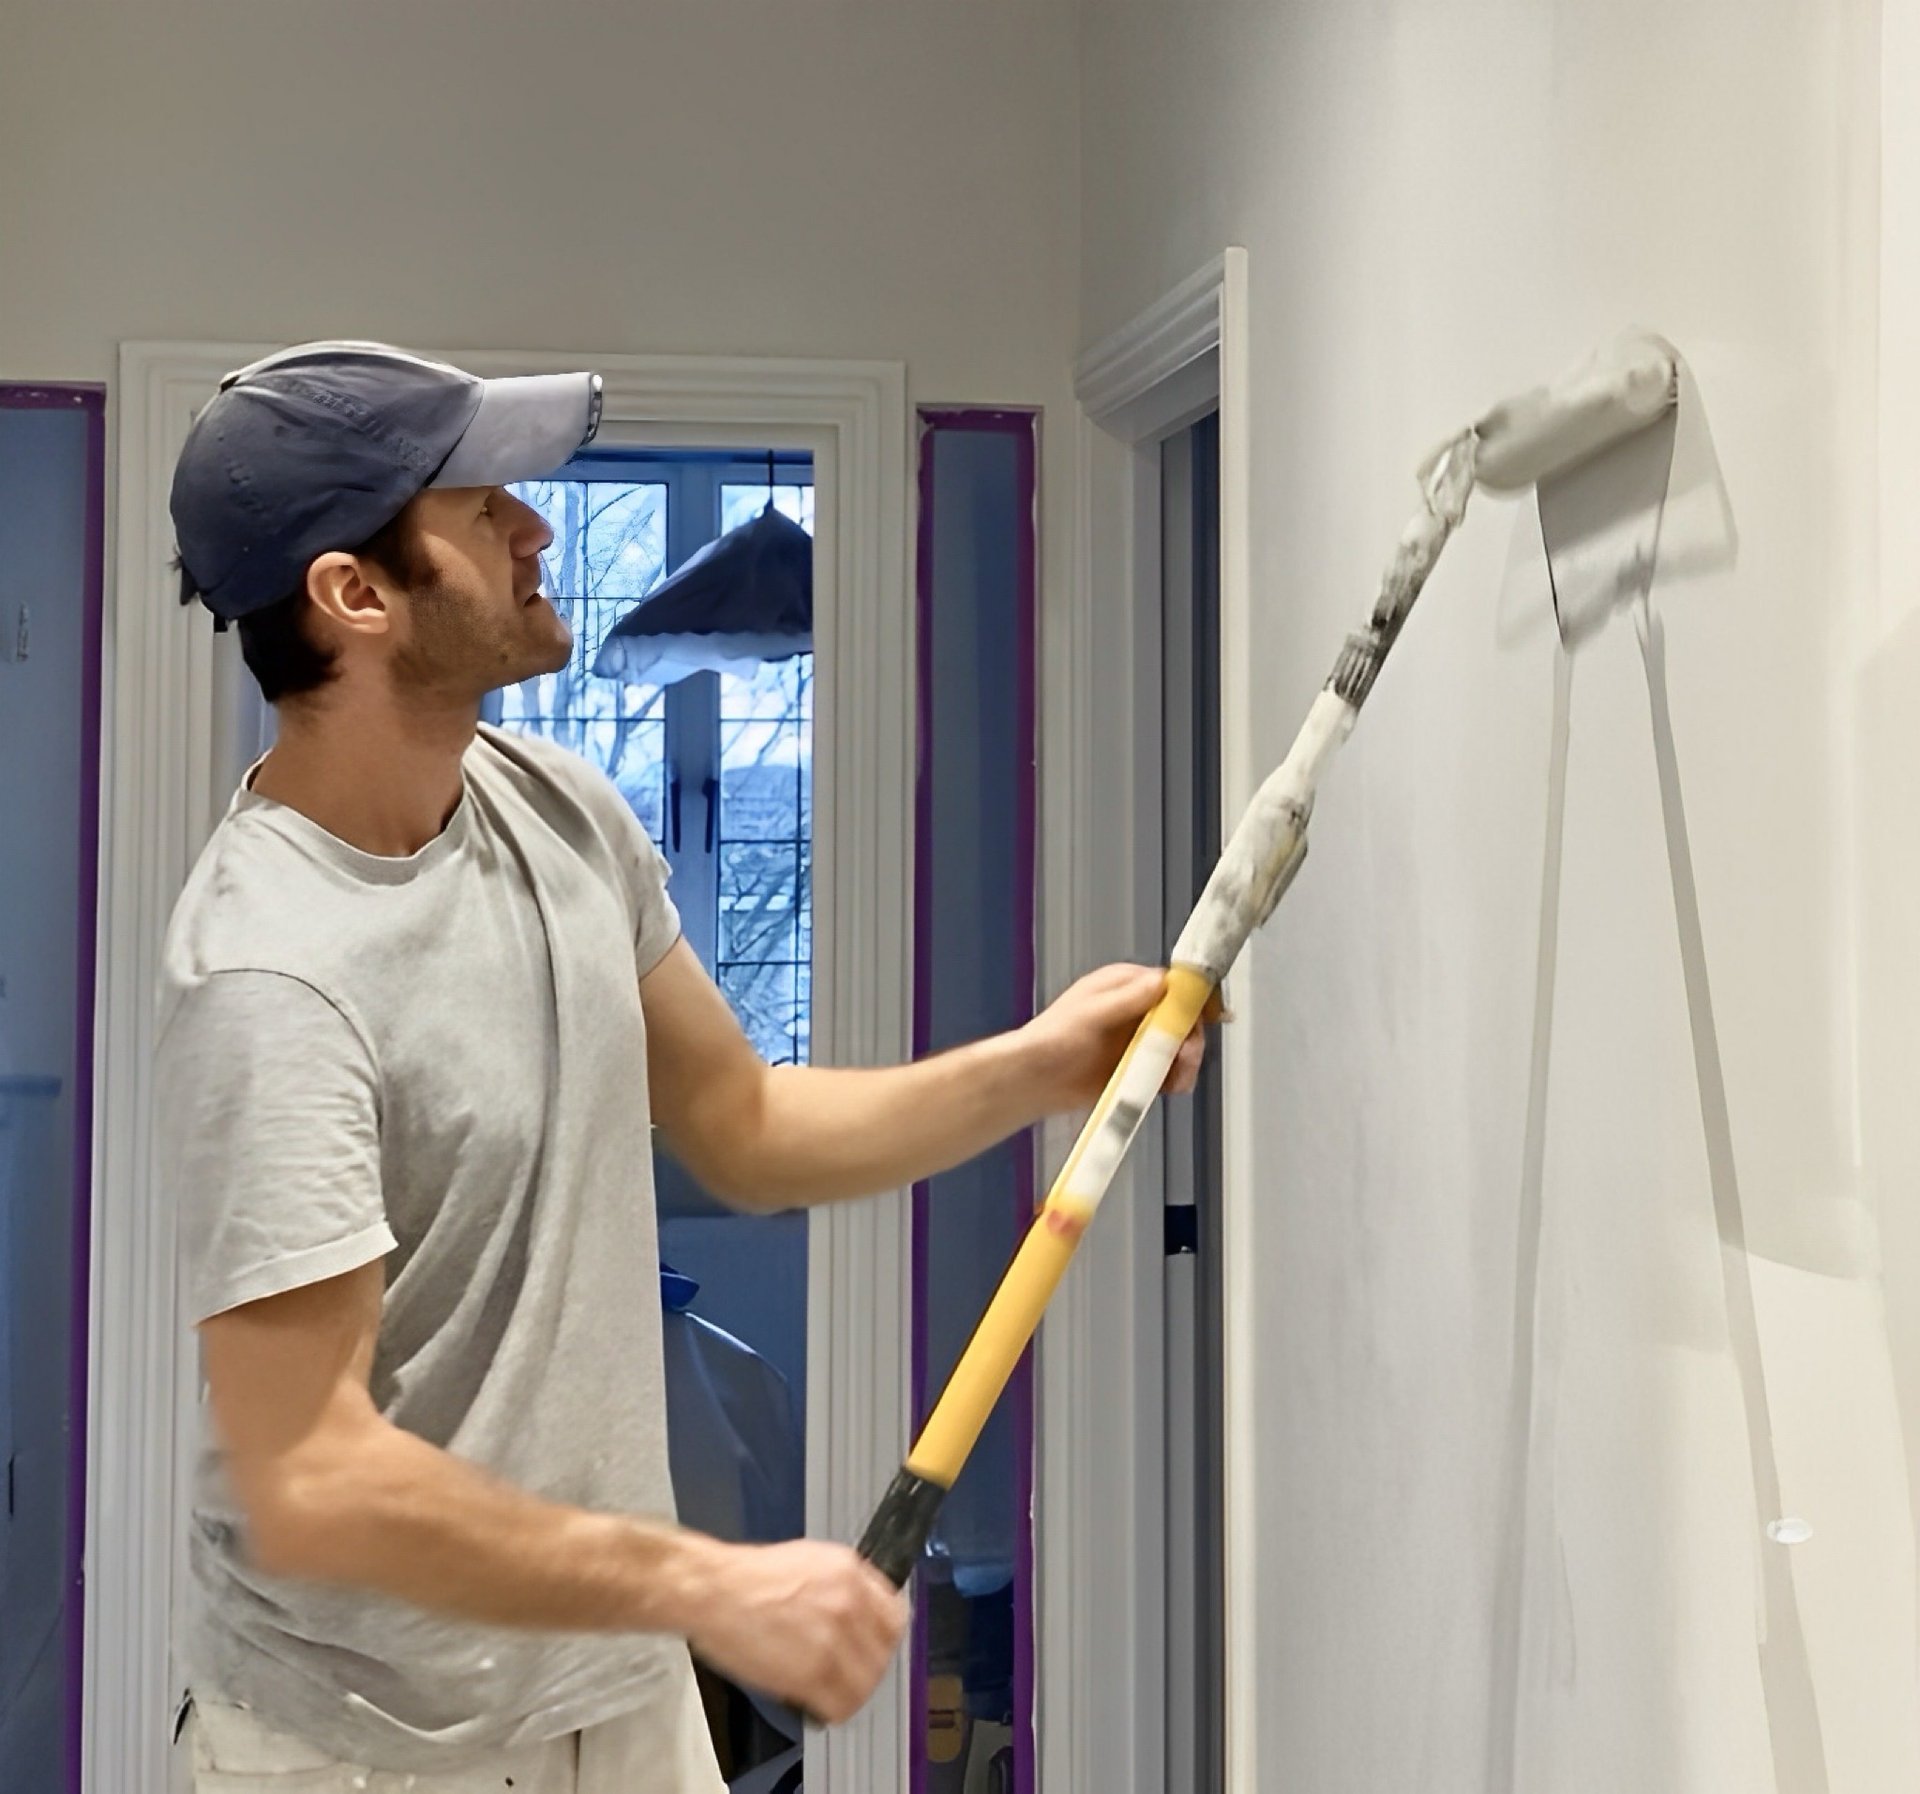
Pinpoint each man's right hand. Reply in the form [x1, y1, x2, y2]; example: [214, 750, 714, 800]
[199, 1264, 905, 1718]
[678, 1538, 908, 1725]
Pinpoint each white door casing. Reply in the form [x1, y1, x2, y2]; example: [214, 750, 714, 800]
[1046, 250, 1251, 1794]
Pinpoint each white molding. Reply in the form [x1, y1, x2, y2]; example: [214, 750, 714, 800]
[1075, 255, 1233, 443]
[87, 343, 233, 1794]
[1053, 248, 1252, 1794]
[92, 343, 911, 1794]
[1213, 246, 1260, 1794]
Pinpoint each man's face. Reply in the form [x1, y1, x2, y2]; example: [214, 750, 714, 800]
[385, 486, 570, 700]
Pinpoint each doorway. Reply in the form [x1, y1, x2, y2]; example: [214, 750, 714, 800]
[1158, 411, 1224, 1794]
[97, 345, 912, 1794]
[1055, 248, 1250, 1794]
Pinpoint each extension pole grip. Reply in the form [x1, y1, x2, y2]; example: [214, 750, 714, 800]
[855, 966, 1217, 1584]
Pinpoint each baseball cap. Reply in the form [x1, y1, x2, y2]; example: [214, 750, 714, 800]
[170, 340, 603, 625]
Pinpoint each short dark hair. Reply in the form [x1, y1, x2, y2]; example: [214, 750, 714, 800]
[236, 504, 432, 704]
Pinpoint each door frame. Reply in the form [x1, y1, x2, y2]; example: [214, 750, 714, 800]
[91, 343, 912, 1794]
[1042, 249, 1252, 1793]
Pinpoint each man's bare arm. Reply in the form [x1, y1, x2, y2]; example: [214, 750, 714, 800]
[201, 1262, 904, 1722]
[642, 938, 1210, 1212]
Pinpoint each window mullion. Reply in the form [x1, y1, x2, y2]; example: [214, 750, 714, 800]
[667, 675, 720, 968]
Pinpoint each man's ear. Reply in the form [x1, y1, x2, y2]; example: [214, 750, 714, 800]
[305, 552, 394, 641]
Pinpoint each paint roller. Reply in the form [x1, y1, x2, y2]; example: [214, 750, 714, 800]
[849, 330, 1684, 1594]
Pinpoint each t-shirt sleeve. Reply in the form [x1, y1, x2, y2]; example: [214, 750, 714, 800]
[156, 970, 396, 1323]
[601, 792, 682, 977]
[542, 741, 683, 975]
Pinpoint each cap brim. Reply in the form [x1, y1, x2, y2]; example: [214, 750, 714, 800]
[428, 372, 602, 489]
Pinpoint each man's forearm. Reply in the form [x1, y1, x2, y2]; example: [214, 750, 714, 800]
[248, 1416, 720, 1634]
[644, 945, 1192, 1214]
[715, 1032, 1045, 1211]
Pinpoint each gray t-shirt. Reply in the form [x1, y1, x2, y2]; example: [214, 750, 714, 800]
[154, 725, 715, 1778]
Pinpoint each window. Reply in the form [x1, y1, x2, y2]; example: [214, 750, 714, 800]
[499, 459, 815, 1065]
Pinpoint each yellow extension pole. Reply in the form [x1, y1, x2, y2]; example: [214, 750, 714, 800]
[855, 966, 1216, 1581]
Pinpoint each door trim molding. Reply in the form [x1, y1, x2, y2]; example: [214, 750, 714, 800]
[1051, 248, 1252, 1794]
[1075, 256, 1238, 442]
[93, 343, 911, 1794]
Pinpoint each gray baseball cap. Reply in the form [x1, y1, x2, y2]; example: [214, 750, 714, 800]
[170, 340, 603, 624]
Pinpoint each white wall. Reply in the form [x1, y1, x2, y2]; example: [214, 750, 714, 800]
[1081, 1, 1916, 1789]
[1863, 0, 1920, 1753]
[0, 0, 1082, 686]
[1, 0, 1076, 394]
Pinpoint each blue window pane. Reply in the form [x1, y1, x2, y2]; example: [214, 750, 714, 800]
[510, 479, 667, 601]
[719, 652, 811, 723]
[621, 680, 669, 723]
[720, 842, 802, 962]
[583, 484, 668, 598]
[720, 961, 802, 1065]
[719, 723, 803, 843]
